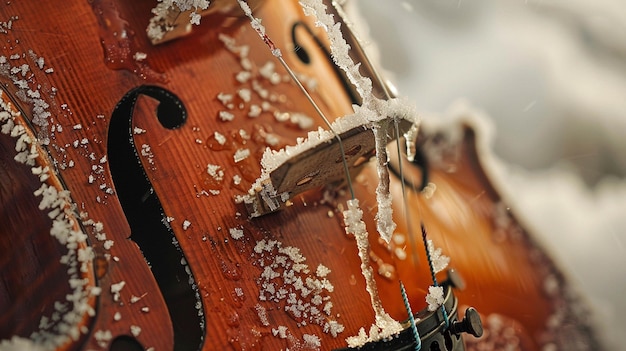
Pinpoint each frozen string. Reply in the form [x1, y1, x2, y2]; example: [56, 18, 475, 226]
[421, 221, 450, 328]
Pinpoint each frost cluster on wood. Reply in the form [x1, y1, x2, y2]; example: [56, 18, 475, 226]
[253, 238, 344, 338]
[147, 0, 211, 41]
[300, 0, 395, 243]
[1, 48, 133, 347]
[296, 0, 425, 244]
[1, 51, 56, 145]
[229, 227, 244, 240]
[5, 46, 121, 203]
[214, 31, 316, 171]
[0, 92, 101, 350]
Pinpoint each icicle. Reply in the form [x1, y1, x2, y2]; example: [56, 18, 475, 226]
[372, 124, 396, 243]
[426, 239, 450, 274]
[299, 0, 398, 243]
[404, 121, 421, 162]
[343, 199, 402, 347]
[299, 0, 373, 103]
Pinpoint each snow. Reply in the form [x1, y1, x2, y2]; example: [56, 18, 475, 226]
[294, 0, 420, 242]
[244, 98, 416, 218]
[351, 0, 626, 347]
[303, 334, 321, 349]
[315, 264, 331, 278]
[147, 0, 211, 41]
[229, 227, 244, 240]
[182, 220, 191, 230]
[425, 286, 444, 312]
[233, 148, 250, 163]
[130, 325, 141, 337]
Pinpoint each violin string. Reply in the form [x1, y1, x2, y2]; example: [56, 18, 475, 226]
[330, 0, 421, 270]
[421, 221, 450, 327]
[331, 1, 422, 268]
[393, 119, 420, 270]
[237, 0, 355, 200]
[400, 280, 422, 351]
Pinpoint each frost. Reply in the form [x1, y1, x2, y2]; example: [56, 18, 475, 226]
[255, 303, 270, 326]
[133, 52, 147, 61]
[238, 88, 252, 102]
[182, 220, 191, 230]
[229, 227, 244, 240]
[1, 92, 102, 348]
[209, 132, 224, 146]
[218, 110, 234, 121]
[243, 0, 420, 242]
[130, 325, 142, 337]
[233, 148, 250, 163]
[217, 92, 233, 107]
[425, 286, 444, 312]
[303, 334, 321, 349]
[147, 0, 211, 41]
[315, 264, 331, 278]
[206, 164, 224, 181]
[233, 3, 424, 346]
[189, 12, 201, 25]
[342, 199, 402, 346]
[245, 100, 415, 206]
[248, 104, 262, 118]
[94, 330, 112, 348]
[272, 325, 288, 339]
[426, 239, 450, 274]
[300, 0, 399, 238]
[299, 0, 372, 100]
[237, 0, 281, 57]
[253, 238, 343, 335]
[110, 281, 126, 302]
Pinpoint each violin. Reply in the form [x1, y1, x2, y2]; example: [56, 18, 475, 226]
[0, 0, 602, 350]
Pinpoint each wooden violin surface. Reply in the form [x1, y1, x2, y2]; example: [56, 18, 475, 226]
[0, 0, 601, 350]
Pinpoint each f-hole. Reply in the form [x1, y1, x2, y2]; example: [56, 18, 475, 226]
[109, 336, 143, 351]
[108, 85, 204, 351]
[291, 21, 361, 105]
[430, 341, 441, 351]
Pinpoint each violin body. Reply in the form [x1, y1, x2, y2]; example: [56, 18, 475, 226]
[0, 1, 600, 350]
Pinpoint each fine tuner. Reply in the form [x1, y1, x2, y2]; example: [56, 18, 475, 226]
[335, 270, 484, 351]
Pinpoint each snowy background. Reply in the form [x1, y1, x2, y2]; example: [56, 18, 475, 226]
[354, 0, 626, 349]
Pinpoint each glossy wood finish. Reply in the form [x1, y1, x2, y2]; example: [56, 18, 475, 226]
[0, 1, 599, 350]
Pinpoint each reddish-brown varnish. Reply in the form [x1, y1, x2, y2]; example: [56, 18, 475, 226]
[0, 1, 599, 350]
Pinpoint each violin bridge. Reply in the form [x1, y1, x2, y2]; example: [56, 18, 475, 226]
[244, 117, 412, 217]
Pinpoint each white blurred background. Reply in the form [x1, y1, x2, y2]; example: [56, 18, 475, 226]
[354, 0, 626, 349]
